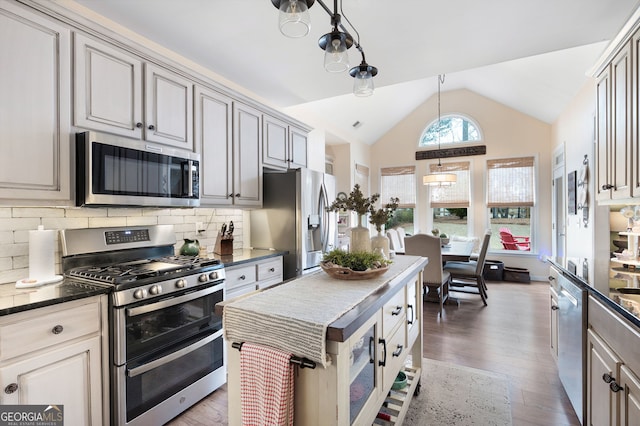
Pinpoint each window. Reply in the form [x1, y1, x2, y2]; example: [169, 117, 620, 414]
[419, 114, 481, 147]
[486, 157, 535, 251]
[355, 163, 370, 196]
[429, 161, 470, 237]
[380, 166, 415, 234]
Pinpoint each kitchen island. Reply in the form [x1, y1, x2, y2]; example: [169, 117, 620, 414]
[220, 254, 428, 425]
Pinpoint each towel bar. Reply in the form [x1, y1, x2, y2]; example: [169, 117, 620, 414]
[231, 341, 317, 369]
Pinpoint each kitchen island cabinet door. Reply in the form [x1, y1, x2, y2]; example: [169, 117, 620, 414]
[0, 336, 103, 426]
[195, 85, 234, 205]
[0, 0, 71, 203]
[620, 365, 640, 426]
[587, 328, 622, 426]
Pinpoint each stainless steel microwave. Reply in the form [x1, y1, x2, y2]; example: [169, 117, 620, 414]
[76, 131, 200, 207]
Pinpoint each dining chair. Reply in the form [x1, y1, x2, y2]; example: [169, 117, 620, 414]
[443, 231, 491, 306]
[386, 228, 405, 254]
[404, 234, 451, 316]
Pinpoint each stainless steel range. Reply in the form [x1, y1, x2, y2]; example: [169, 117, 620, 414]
[60, 225, 226, 426]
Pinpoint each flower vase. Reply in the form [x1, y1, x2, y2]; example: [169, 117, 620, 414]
[371, 230, 390, 259]
[350, 215, 371, 253]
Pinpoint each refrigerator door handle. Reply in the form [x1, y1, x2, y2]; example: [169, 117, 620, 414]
[320, 183, 330, 252]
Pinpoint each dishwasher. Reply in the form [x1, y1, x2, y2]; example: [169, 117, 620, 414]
[557, 270, 587, 425]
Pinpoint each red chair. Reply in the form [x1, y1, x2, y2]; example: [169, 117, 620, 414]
[499, 231, 530, 251]
[499, 227, 530, 242]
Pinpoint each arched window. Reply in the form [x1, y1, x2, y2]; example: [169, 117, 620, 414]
[418, 114, 481, 146]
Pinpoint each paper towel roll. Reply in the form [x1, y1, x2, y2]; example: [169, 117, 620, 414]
[29, 225, 56, 280]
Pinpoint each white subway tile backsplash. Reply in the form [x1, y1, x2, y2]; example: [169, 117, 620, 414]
[0, 206, 245, 284]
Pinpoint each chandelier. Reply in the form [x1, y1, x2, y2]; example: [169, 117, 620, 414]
[271, 0, 378, 97]
[423, 74, 457, 186]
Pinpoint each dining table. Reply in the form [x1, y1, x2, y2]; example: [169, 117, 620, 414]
[441, 240, 474, 262]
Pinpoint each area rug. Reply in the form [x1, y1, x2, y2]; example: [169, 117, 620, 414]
[403, 358, 512, 426]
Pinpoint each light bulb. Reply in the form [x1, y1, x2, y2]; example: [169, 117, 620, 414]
[324, 35, 349, 72]
[353, 70, 374, 97]
[279, 0, 311, 38]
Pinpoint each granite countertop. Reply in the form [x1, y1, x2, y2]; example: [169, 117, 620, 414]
[0, 249, 286, 317]
[547, 256, 640, 330]
[0, 279, 111, 316]
[207, 248, 287, 267]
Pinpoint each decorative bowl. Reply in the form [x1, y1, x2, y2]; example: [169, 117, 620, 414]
[440, 237, 450, 246]
[392, 371, 407, 390]
[319, 262, 390, 280]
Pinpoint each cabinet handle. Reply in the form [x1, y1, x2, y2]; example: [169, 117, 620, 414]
[269, 268, 275, 272]
[610, 381, 623, 393]
[52, 324, 64, 334]
[602, 373, 615, 383]
[551, 305, 559, 311]
[228, 193, 234, 198]
[548, 275, 555, 281]
[601, 184, 614, 190]
[4, 383, 18, 394]
[235, 193, 241, 198]
[392, 344, 403, 357]
[135, 122, 143, 128]
[148, 124, 155, 130]
[378, 338, 387, 367]
[392, 306, 402, 316]
[407, 304, 414, 324]
[239, 275, 246, 280]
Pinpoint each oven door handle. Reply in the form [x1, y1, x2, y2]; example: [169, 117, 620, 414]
[126, 283, 223, 317]
[127, 331, 220, 378]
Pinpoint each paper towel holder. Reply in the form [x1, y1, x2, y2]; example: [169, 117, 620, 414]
[15, 225, 63, 289]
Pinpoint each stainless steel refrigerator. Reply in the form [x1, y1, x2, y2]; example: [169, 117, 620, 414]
[250, 168, 336, 280]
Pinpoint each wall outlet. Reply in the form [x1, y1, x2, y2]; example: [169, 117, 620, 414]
[196, 222, 204, 233]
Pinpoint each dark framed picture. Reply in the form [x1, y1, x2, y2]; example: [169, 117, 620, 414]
[568, 170, 577, 215]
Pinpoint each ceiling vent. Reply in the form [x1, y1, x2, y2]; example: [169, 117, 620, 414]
[352, 121, 362, 129]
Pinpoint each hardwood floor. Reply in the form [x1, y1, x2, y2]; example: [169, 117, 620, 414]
[167, 281, 580, 425]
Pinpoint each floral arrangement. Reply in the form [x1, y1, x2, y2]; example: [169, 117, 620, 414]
[327, 184, 379, 217]
[369, 197, 400, 232]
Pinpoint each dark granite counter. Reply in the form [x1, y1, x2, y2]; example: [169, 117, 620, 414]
[547, 256, 640, 330]
[0, 279, 111, 316]
[207, 248, 287, 267]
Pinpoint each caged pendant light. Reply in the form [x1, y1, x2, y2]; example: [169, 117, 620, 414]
[270, 0, 378, 96]
[423, 74, 457, 186]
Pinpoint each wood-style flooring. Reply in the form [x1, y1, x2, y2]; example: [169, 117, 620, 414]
[166, 280, 580, 425]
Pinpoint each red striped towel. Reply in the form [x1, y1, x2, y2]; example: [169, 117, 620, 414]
[240, 343, 294, 426]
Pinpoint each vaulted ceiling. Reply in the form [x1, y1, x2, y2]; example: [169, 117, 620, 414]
[72, 0, 640, 145]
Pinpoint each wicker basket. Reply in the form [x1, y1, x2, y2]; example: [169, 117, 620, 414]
[319, 262, 390, 280]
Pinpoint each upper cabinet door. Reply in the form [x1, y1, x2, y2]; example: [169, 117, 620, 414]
[289, 126, 308, 169]
[0, 1, 71, 202]
[610, 42, 632, 200]
[195, 85, 233, 205]
[233, 103, 262, 206]
[263, 115, 288, 169]
[74, 33, 143, 139]
[595, 66, 611, 202]
[144, 64, 194, 150]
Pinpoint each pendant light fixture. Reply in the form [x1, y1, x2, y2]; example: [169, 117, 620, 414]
[423, 74, 457, 186]
[270, 0, 378, 95]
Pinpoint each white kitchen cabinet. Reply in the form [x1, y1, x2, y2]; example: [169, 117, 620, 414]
[263, 115, 308, 170]
[74, 33, 194, 151]
[225, 256, 284, 299]
[0, 0, 71, 203]
[194, 85, 233, 205]
[0, 295, 108, 426]
[587, 296, 640, 426]
[232, 102, 263, 206]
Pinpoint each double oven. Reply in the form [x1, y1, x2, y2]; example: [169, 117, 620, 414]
[61, 225, 226, 426]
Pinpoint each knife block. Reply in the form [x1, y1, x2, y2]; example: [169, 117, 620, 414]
[213, 233, 234, 255]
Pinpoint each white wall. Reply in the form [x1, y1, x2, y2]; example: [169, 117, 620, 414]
[369, 88, 554, 279]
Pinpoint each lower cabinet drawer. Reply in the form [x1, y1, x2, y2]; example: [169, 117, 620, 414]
[383, 325, 407, 390]
[257, 258, 283, 282]
[226, 282, 257, 300]
[0, 300, 100, 361]
[226, 264, 257, 291]
[382, 289, 405, 335]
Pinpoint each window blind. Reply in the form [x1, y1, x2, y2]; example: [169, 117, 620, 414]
[355, 163, 370, 196]
[380, 166, 416, 208]
[429, 161, 470, 208]
[486, 156, 535, 207]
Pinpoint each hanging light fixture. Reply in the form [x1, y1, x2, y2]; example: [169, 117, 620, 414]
[275, 0, 314, 38]
[270, 0, 378, 95]
[423, 74, 457, 186]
